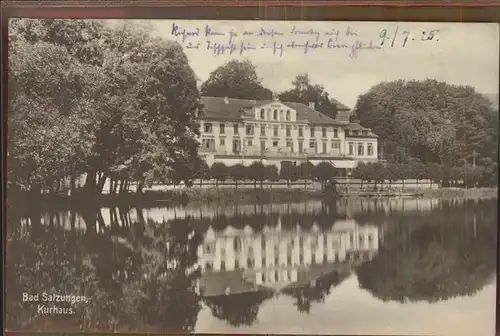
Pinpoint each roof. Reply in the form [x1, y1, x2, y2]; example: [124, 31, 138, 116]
[200, 96, 349, 126]
[330, 97, 351, 111]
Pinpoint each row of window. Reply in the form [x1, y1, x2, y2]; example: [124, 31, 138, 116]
[204, 137, 375, 156]
[348, 142, 375, 156]
[259, 108, 292, 121]
[203, 123, 343, 138]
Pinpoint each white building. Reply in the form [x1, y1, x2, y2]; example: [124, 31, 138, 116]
[195, 219, 379, 296]
[197, 96, 379, 172]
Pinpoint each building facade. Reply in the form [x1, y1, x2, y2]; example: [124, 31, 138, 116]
[197, 96, 379, 170]
[196, 219, 379, 296]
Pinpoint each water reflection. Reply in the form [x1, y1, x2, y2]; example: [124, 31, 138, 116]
[6, 198, 497, 334]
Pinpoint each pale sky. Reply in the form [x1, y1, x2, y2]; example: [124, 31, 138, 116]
[144, 20, 499, 108]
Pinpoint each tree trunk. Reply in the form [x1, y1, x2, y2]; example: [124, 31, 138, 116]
[402, 179, 405, 191]
[84, 171, 97, 192]
[136, 181, 144, 195]
[70, 173, 77, 196]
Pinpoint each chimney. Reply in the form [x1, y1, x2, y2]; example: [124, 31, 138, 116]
[224, 97, 229, 104]
[309, 101, 315, 109]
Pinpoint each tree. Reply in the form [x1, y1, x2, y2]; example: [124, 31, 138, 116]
[351, 163, 368, 190]
[200, 60, 272, 100]
[356, 199, 497, 304]
[204, 291, 273, 327]
[279, 73, 338, 119]
[368, 162, 386, 190]
[210, 163, 228, 188]
[409, 159, 426, 188]
[228, 164, 247, 189]
[425, 163, 444, 188]
[384, 163, 399, 190]
[352, 79, 497, 166]
[246, 162, 267, 189]
[297, 161, 315, 190]
[265, 165, 280, 189]
[279, 161, 298, 189]
[8, 19, 202, 197]
[315, 162, 335, 190]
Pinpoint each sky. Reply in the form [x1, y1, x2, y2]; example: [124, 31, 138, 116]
[144, 20, 500, 108]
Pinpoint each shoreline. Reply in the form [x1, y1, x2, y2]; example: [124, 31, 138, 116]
[7, 187, 497, 210]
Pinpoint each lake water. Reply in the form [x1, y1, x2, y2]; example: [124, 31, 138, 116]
[5, 197, 497, 335]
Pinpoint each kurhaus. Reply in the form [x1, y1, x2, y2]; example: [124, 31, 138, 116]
[196, 96, 378, 170]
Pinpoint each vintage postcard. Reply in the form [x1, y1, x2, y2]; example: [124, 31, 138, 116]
[5, 18, 498, 335]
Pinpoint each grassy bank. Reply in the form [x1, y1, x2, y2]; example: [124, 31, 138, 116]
[8, 187, 496, 212]
[420, 187, 498, 199]
[183, 187, 325, 206]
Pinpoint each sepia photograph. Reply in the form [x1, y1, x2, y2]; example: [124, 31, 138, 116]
[5, 18, 499, 335]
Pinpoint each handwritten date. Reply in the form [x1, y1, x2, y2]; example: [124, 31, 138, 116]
[379, 27, 440, 47]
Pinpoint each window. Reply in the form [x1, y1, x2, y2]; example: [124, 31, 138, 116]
[235, 259, 240, 269]
[298, 126, 303, 137]
[286, 110, 290, 121]
[204, 123, 213, 133]
[219, 123, 225, 134]
[359, 235, 364, 244]
[260, 108, 265, 119]
[286, 125, 291, 137]
[275, 271, 279, 282]
[247, 140, 253, 146]
[350, 233, 354, 244]
[358, 143, 364, 156]
[362, 130, 369, 135]
[286, 140, 292, 149]
[260, 125, 266, 136]
[367, 143, 374, 156]
[312, 254, 316, 264]
[262, 257, 266, 267]
[333, 128, 338, 138]
[273, 109, 278, 120]
[205, 261, 213, 270]
[233, 123, 239, 134]
[260, 140, 266, 152]
[298, 141, 303, 153]
[348, 142, 354, 155]
[202, 139, 215, 149]
[246, 125, 254, 135]
[322, 127, 327, 137]
[322, 142, 327, 154]
[309, 141, 316, 149]
[273, 140, 279, 147]
[247, 258, 253, 268]
[273, 126, 279, 137]
[310, 127, 315, 137]
[275, 256, 279, 266]
[220, 139, 225, 146]
[332, 141, 340, 149]
[221, 261, 226, 270]
[352, 130, 359, 136]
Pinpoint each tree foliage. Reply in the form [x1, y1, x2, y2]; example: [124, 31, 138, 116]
[279, 73, 338, 118]
[352, 79, 497, 167]
[200, 60, 272, 100]
[8, 19, 201, 196]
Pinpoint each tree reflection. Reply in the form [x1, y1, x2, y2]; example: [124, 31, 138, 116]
[5, 209, 203, 332]
[355, 199, 497, 303]
[282, 270, 350, 314]
[203, 290, 274, 327]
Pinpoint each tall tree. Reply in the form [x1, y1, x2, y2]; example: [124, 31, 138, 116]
[352, 79, 496, 166]
[200, 60, 272, 100]
[279, 73, 338, 119]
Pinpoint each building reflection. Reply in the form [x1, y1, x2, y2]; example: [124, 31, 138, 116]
[195, 218, 379, 297]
